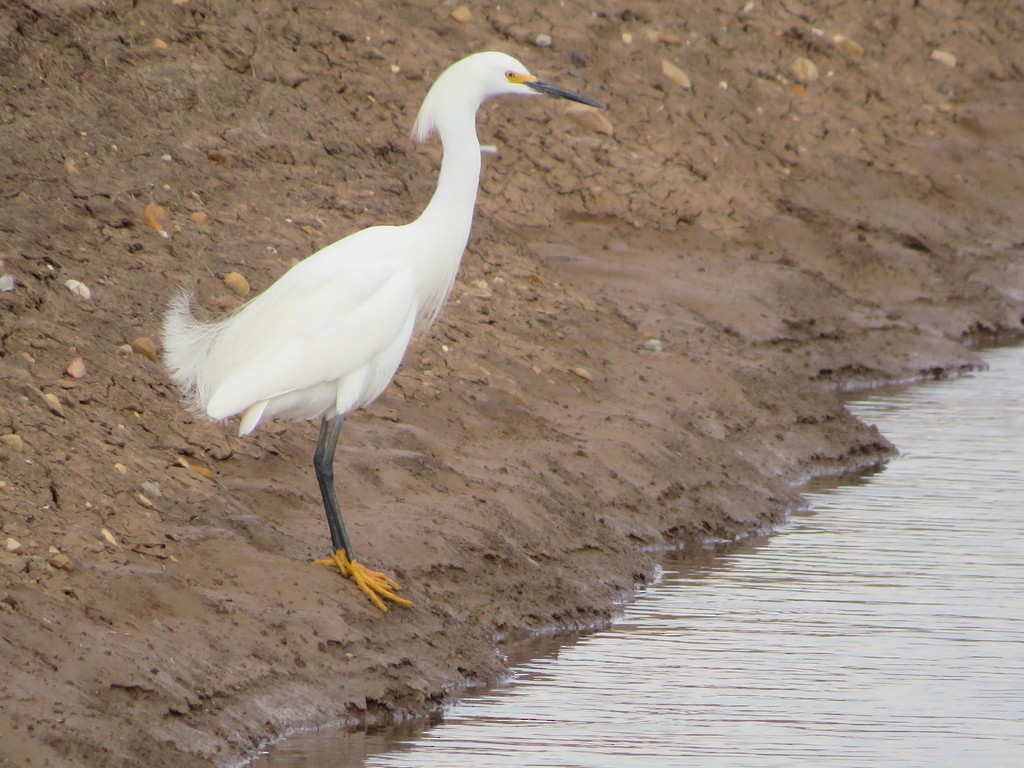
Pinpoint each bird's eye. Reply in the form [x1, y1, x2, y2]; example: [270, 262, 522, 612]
[505, 70, 516, 80]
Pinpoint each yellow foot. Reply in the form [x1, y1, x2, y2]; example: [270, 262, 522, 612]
[313, 550, 413, 612]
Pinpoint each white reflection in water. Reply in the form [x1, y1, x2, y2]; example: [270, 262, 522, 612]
[257, 346, 1024, 767]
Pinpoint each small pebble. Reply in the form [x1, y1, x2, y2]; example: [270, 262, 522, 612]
[565, 104, 614, 136]
[42, 392, 65, 417]
[131, 337, 159, 362]
[534, 33, 553, 48]
[190, 211, 208, 225]
[931, 49, 957, 68]
[451, 5, 471, 23]
[142, 202, 172, 238]
[643, 338, 664, 352]
[152, 39, 168, 49]
[64, 159, 79, 175]
[621, 32, 633, 44]
[49, 553, 73, 571]
[114, 462, 128, 475]
[0, 274, 13, 292]
[570, 366, 594, 382]
[224, 271, 250, 297]
[177, 456, 215, 479]
[64, 279, 92, 300]
[66, 357, 87, 379]
[4, 537, 22, 554]
[141, 481, 163, 499]
[137, 493, 154, 509]
[661, 60, 692, 89]
[832, 34, 864, 57]
[790, 57, 819, 84]
[101, 528, 119, 548]
[644, 30, 681, 44]
[0, 434, 25, 451]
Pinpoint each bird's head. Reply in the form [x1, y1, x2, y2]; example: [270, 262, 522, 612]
[477, 52, 604, 105]
[412, 51, 603, 143]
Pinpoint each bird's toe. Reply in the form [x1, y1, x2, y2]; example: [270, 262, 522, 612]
[314, 549, 413, 612]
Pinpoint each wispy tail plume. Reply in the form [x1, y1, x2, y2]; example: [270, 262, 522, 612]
[161, 289, 222, 415]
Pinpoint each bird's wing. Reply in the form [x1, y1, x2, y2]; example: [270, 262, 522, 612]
[204, 227, 418, 420]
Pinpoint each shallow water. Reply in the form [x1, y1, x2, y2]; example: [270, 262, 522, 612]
[253, 345, 1024, 767]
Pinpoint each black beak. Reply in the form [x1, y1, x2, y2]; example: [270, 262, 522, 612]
[526, 78, 605, 109]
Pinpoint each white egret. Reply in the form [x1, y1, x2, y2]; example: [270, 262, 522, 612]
[162, 51, 604, 611]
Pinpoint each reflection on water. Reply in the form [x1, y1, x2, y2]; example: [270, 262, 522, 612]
[254, 346, 1024, 767]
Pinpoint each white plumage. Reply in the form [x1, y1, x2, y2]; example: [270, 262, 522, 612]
[164, 227, 419, 435]
[161, 51, 603, 610]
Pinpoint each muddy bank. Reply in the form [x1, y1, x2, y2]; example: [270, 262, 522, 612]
[1, 2, 1022, 766]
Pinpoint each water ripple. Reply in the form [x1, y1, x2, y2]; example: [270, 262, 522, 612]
[256, 347, 1024, 768]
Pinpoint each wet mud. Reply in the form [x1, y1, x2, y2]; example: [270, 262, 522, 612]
[1, 2, 1022, 766]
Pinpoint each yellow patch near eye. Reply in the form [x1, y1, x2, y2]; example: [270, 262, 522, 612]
[506, 72, 537, 85]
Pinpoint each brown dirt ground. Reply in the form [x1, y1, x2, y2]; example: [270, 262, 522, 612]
[2, 1, 1023, 766]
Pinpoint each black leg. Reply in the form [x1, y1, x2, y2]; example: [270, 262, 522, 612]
[313, 415, 355, 559]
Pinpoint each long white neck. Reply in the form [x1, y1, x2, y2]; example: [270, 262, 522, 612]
[409, 114, 482, 324]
